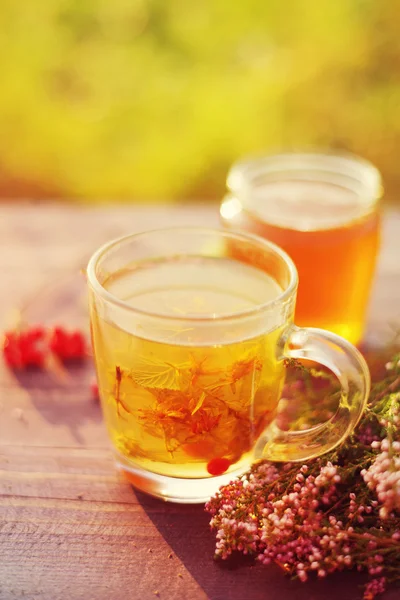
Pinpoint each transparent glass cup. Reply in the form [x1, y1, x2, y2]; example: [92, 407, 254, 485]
[221, 152, 382, 346]
[87, 228, 370, 503]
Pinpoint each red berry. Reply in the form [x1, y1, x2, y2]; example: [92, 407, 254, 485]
[23, 346, 45, 368]
[49, 327, 86, 361]
[69, 331, 86, 358]
[91, 380, 99, 400]
[207, 457, 231, 476]
[19, 329, 46, 368]
[25, 325, 45, 342]
[49, 327, 65, 353]
[3, 327, 46, 369]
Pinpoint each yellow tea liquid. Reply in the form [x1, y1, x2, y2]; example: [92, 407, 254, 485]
[221, 179, 380, 345]
[91, 256, 285, 479]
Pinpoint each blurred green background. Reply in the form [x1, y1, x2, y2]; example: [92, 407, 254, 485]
[0, 0, 399, 202]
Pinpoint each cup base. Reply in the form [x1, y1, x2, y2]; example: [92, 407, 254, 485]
[115, 452, 249, 504]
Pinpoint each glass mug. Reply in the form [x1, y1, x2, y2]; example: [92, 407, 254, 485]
[87, 228, 370, 503]
[221, 152, 382, 346]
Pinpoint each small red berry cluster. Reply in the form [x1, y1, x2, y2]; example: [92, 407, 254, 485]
[3, 325, 87, 369]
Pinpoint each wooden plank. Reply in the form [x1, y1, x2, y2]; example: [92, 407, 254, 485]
[1, 470, 399, 600]
[0, 496, 208, 600]
[0, 203, 219, 270]
[0, 446, 130, 503]
[0, 373, 106, 448]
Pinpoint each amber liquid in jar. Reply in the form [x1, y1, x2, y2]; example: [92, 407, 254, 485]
[221, 177, 381, 346]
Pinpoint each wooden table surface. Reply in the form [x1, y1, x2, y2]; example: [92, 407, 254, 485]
[1, 203, 400, 600]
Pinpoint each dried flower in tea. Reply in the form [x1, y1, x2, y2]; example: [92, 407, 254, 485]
[91, 307, 285, 479]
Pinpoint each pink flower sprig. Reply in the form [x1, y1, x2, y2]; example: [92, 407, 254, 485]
[206, 353, 400, 600]
[363, 437, 400, 519]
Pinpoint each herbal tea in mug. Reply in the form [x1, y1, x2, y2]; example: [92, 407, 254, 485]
[87, 228, 370, 503]
[221, 152, 382, 346]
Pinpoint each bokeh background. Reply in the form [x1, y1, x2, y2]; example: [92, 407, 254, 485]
[0, 0, 399, 203]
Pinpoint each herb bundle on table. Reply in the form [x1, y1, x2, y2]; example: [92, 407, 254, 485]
[206, 354, 400, 600]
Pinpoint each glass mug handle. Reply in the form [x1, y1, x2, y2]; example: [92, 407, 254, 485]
[258, 325, 370, 462]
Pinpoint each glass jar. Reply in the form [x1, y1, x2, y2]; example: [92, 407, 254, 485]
[220, 152, 382, 345]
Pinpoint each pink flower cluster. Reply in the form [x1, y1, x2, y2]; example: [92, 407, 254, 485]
[362, 438, 400, 519]
[206, 457, 400, 599]
[207, 462, 352, 577]
[258, 463, 346, 581]
[206, 353, 400, 599]
[209, 463, 280, 559]
[363, 577, 386, 599]
[357, 423, 381, 447]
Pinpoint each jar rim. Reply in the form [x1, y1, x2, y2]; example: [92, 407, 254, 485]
[226, 151, 382, 231]
[228, 151, 381, 194]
